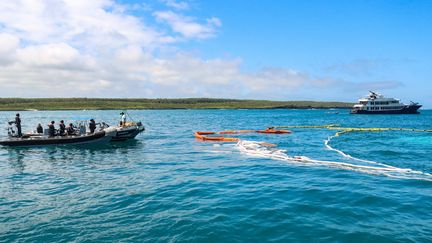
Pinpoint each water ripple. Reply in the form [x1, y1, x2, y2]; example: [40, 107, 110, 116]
[0, 109, 431, 242]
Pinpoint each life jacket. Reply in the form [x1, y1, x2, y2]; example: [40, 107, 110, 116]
[59, 123, 66, 133]
[89, 121, 96, 132]
[48, 124, 55, 136]
[67, 126, 75, 135]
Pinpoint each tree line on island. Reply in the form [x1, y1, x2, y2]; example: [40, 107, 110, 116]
[0, 98, 353, 110]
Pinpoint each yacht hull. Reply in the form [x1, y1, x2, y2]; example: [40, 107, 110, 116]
[351, 105, 421, 114]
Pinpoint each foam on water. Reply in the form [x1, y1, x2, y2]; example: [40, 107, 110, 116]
[237, 140, 432, 181]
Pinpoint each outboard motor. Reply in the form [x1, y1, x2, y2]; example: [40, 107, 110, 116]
[7, 125, 17, 137]
[6, 122, 19, 137]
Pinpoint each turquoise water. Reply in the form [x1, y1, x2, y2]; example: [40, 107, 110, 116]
[1, 109, 431, 242]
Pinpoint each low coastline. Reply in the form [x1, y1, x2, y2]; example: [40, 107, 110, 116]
[0, 98, 353, 111]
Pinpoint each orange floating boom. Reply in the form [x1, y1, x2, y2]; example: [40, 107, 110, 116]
[256, 129, 291, 134]
[194, 131, 239, 142]
[219, 130, 254, 134]
[194, 128, 291, 142]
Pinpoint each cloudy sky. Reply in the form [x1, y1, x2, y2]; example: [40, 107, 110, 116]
[0, 0, 430, 106]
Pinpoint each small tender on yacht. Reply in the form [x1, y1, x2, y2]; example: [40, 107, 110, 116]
[350, 91, 421, 114]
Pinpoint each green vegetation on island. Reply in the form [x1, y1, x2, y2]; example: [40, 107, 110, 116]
[0, 98, 353, 111]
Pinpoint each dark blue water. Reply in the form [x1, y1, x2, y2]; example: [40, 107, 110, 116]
[1, 109, 431, 242]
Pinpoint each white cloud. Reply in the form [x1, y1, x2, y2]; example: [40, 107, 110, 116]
[0, 33, 19, 54]
[0, 0, 166, 49]
[154, 11, 221, 39]
[0, 33, 19, 64]
[207, 17, 222, 27]
[0, 0, 389, 100]
[17, 43, 81, 68]
[161, 0, 190, 10]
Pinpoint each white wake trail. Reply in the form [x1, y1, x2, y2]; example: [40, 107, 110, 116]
[324, 133, 396, 168]
[236, 140, 432, 181]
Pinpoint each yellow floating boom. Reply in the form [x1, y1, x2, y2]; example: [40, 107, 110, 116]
[274, 125, 432, 133]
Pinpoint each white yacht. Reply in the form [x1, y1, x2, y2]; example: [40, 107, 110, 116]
[350, 91, 421, 114]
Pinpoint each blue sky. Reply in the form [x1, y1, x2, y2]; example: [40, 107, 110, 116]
[0, 0, 430, 107]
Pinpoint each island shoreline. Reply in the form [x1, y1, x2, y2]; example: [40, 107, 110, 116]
[0, 98, 353, 111]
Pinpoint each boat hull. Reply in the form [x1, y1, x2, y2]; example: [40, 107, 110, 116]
[350, 105, 422, 114]
[0, 131, 112, 147]
[111, 125, 145, 141]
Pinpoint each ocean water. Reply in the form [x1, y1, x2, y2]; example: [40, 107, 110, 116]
[0, 109, 431, 242]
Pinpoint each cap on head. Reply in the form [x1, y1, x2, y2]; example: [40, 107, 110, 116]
[16, 113, 20, 117]
[51, 121, 55, 124]
[90, 119, 94, 121]
[120, 112, 124, 115]
[60, 120, 64, 123]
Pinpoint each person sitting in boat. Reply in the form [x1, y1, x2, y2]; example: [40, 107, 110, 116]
[59, 120, 66, 136]
[120, 112, 126, 127]
[36, 123, 43, 134]
[8, 113, 22, 137]
[48, 121, 56, 137]
[67, 123, 76, 135]
[89, 119, 97, 133]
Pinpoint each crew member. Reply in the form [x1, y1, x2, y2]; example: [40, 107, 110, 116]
[89, 119, 97, 133]
[9, 113, 22, 137]
[120, 112, 126, 126]
[59, 120, 66, 136]
[48, 121, 56, 137]
[67, 123, 75, 135]
[36, 123, 43, 134]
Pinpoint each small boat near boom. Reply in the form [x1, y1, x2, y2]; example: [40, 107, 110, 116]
[0, 118, 117, 147]
[109, 111, 145, 141]
[111, 122, 145, 141]
[0, 125, 117, 147]
[0, 111, 145, 147]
